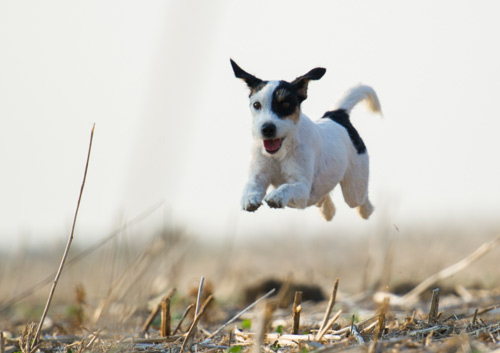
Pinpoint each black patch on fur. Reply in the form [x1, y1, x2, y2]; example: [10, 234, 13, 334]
[271, 81, 300, 118]
[322, 109, 367, 154]
[291, 67, 326, 102]
[230, 59, 268, 96]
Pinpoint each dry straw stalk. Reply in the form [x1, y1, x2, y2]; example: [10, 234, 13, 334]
[32, 124, 95, 350]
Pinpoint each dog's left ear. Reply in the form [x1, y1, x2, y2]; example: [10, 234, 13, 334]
[291, 67, 326, 102]
[230, 59, 264, 92]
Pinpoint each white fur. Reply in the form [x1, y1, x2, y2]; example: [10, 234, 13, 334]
[334, 85, 382, 114]
[241, 83, 381, 220]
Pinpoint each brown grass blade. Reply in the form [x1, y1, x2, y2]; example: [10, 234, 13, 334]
[318, 278, 339, 337]
[32, 124, 95, 350]
[400, 234, 500, 305]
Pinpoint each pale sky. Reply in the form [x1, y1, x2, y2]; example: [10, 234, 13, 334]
[1, 1, 500, 249]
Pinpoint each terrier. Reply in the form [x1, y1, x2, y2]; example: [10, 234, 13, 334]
[231, 59, 381, 220]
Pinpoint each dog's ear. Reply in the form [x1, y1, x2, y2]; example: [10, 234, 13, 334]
[291, 67, 326, 102]
[230, 59, 264, 92]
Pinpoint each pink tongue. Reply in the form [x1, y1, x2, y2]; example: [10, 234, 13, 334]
[263, 138, 281, 152]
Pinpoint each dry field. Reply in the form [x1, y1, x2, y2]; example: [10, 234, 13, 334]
[1, 220, 500, 353]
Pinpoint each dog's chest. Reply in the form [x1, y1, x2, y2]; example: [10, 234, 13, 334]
[267, 157, 301, 187]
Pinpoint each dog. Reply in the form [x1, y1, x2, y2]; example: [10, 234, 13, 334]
[230, 59, 381, 220]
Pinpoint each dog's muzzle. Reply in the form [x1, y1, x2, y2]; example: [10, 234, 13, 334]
[260, 123, 284, 154]
[261, 123, 276, 138]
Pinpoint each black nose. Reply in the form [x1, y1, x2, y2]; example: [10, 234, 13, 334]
[261, 123, 276, 138]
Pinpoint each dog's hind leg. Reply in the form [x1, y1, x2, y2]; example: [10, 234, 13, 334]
[340, 154, 374, 219]
[357, 198, 373, 219]
[316, 194, 335, 221]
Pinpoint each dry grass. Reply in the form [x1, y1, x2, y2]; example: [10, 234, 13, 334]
[1, 223, 500, 352]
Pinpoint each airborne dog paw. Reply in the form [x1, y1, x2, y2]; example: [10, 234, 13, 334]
[264, 191, 286, 209]
[241, 194, 262, 212]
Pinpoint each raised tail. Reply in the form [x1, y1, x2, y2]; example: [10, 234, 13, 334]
[334, 85, 382, 115]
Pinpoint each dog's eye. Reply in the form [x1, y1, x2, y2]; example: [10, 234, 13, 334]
[253, 102, 262, 110]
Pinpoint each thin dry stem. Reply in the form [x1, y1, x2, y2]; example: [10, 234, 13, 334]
[173, 304, 195, 335]
[316, 309, 343, 341]
[374, 297, 389, 339]
[292, 291, 302, 334]
[32, 124, 95, 349]
[318, 279, 339, 337]
[252, 300, 274, 353]
[160, 298, 171, 337]
[401, 235, 500, 304]
[203, 288, 276, 342]
[180, 295, 213, 352]
[427, 288, 440, 325]
[472, 308, 479, 326]
[350, 316, 365, 344]
[465, 305, 498, 319]
[179, 276, 206, 351]
[195, 276, 205, 317]
[141, 288, 176, 335]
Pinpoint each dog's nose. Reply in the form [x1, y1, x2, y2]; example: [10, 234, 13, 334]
[261, 123, 276, 138]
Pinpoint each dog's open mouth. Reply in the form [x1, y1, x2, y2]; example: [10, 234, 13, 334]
[263, 138, 284, 154]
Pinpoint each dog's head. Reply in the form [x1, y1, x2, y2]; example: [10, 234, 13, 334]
[231, 59, 325, 156]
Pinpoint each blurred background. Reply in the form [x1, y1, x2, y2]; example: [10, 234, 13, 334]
[1, 0, 500, 319]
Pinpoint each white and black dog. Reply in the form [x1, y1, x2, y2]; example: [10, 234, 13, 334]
[231, 59, 381, 221]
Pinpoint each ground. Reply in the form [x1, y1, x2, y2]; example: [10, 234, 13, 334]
[1, 225, 500, 352]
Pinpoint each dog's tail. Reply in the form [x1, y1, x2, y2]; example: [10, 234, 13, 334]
[334, 85, 382, 115]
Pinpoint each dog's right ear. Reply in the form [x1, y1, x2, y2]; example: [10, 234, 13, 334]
[291, 67, 326, 103]
[230, 59, 264, 92]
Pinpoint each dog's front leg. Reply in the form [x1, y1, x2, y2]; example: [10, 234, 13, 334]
[265, 181, 311, 209]
[241, 156, 272, 212]
[265, 156, 314, 209]
[241, 148, 273, 212]
[241, 176, 269, 212]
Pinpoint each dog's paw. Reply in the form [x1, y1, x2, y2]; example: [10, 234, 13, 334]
[265, 198, 283, 209]
[264, 192, 286, 209]
[243, 202, 261, 212]
[241, 195, 262, 212]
